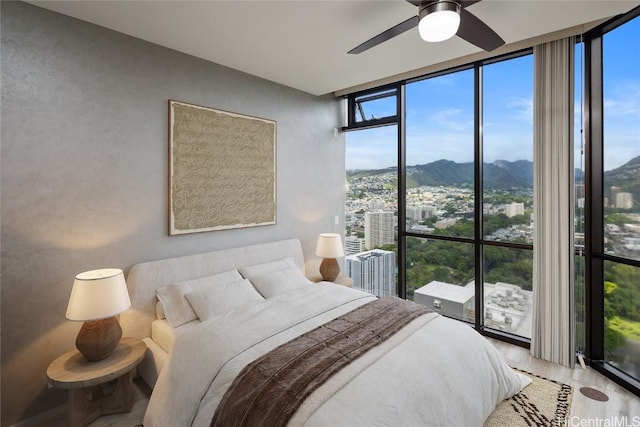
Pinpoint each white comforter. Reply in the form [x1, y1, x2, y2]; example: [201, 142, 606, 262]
[145, 284, 530, 427]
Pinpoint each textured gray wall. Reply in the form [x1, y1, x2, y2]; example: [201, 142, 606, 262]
[0, 2, 345, 424]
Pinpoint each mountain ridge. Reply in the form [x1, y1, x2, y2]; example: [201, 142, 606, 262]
[348, 156, 639, 194]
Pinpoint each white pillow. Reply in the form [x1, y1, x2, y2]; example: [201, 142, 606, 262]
[155, 300, 166, 319]
[238, 257, 298, 280]
[184, 279, 264, 321]
[249, 267, 310, 298]
[156, 269, 243, 327]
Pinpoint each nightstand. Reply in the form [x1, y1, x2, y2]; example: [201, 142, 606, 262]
[310, 275, 353, 287]
[47, 337, 146, 427]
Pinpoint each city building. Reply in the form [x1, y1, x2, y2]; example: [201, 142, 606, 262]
[364, 211, 395, 249]
[414, 281, 475, 323]
[434, 218, 458, 229]
[413, 281, 533, 336]
[345, 235, 366, 255]
[505, 202, 525, 218]
[615, 192, 634, 209]
[406, 206, 423, 221]
[611, 186, 621, 207]
[406, 205, 437, 221]
[345, 249, 396, 297]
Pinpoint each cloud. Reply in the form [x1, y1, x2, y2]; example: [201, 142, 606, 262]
[507, 96, 533, 124]
[431, 108, 473, 132]
[604, 80, 640, 117]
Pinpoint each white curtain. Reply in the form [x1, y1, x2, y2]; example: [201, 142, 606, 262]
[531, 37, 576, 368]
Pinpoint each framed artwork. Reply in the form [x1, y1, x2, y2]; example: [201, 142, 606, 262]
[169, 100, 276, 235]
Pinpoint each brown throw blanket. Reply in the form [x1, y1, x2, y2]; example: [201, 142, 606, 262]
[211, 296, 432, 427]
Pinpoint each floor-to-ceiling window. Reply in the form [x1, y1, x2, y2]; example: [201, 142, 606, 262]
[404, 67, 475, 320]
[344, 87, 399, 298]
[481, 55, 534, 339]
[344, 52, 534, 342]
[587, 10, 640, 392]
[575, 38, 587, 362]
[343, 4, 640, 397]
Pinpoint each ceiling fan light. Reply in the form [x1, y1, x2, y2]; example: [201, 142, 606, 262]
[418, 1, 461, 43]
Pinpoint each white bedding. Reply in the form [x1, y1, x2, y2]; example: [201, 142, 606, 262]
[144, 283, 530, 427]
[151, 319, 200, 354]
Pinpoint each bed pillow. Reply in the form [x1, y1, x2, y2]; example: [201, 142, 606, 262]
[249, 266, 310, 298]
[156, 269, 243, 327]
[155, 300, 166, 320]
[185, 279, 264, 322]
[238, 257, 298, 280]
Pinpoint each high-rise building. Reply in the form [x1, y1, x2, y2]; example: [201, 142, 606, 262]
[345, 235, 366, 255]
[345, 249, 396, 297]
[615, 192, 634, 209]
[407, 205, 437, 221]
[611, 186, 621, 208]
[505, 202, 525, 218]
[364, 211, 394, 249]
[406, 206, 423, 221]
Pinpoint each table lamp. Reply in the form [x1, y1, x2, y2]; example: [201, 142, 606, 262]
[66, 268, 131, 362]
[315, 233, 345, 282]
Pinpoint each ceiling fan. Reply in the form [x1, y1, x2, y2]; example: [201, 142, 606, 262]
[348, 0, 504, 54]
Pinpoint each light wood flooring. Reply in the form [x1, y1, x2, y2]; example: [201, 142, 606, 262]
[24, 339, 640, 427]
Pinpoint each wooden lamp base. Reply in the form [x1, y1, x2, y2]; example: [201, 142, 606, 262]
[319, 257, 340, 282]
[76, 317, 122, 362]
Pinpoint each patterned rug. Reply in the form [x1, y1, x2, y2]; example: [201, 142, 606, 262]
[484, 368, 573, 427]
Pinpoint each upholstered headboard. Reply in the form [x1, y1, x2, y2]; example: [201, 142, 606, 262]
[120, 238, 305, 340]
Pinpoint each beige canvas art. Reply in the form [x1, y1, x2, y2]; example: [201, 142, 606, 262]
[169, 100, 276, 235]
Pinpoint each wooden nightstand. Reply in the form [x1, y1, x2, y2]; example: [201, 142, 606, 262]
[47, 337, 146, 427]
[310, 275, 353, 287]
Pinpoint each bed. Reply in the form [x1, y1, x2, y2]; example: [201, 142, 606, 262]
[120, 238, 530, 427]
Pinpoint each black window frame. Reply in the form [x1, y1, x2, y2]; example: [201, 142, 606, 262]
[343, 84, 400, 131]
[344, 48, 535, 350]
[584, 5, 640, 396]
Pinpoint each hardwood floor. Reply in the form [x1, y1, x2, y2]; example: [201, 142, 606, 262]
[489, 338, 640, 423]
[30, 339, 640, 427]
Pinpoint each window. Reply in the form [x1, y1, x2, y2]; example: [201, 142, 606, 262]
[481, 54, 534, 339]
[345, 125, 399, 297]
[345, 51, 534, 341]
[343, 4, 640, 397]
[405, 68, 475, 239]
[586, 8, 640, 394]
[345, 86, 398, 129]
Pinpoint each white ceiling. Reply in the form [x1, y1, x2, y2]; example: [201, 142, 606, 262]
[29, 0, 639, 96]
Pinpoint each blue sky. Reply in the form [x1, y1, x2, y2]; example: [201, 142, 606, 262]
[347, 16, 639, 172]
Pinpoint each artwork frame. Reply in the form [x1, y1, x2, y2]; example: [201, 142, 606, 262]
[168, 100, 277, 235]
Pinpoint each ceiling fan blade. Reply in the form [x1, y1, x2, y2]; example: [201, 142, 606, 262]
[459, 0, 482, 8]
[408, 0, 481, 9]
[457, 7, 505, 51]
[348, 16, 419, 54]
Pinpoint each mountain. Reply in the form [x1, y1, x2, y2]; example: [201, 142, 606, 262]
[348, 157, 639, 197]
[604, 156, 640, 202]
[408, 159, 534, 189]
[349, 159, 534, 189]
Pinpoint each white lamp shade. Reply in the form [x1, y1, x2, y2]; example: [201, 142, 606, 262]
[66, 268, 131, 321]
[418, 8, 460, 42]
[315, 233, 345, 258]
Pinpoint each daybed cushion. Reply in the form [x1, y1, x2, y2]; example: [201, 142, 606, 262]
[156, 269, 243, 327]
[185, 279, 265, 321]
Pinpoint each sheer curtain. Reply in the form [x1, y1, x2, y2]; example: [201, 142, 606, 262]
[531, 37, 576, 368]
